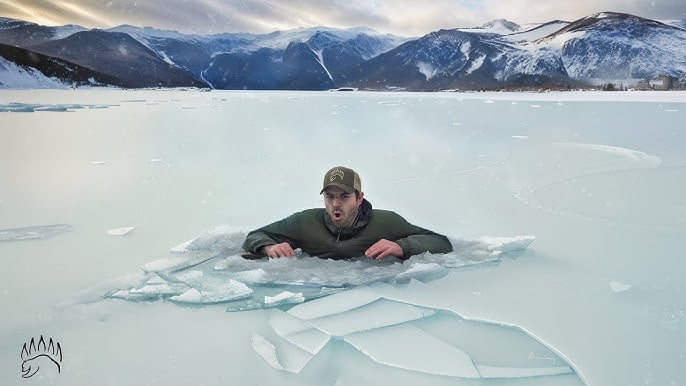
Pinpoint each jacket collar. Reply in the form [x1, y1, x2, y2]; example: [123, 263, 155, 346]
[324, 198, 372, 237]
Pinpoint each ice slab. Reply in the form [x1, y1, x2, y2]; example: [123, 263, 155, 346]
[287, 287, 381, 320]
[265, 291, 305, 306]
[266, 309, 331, 354]
[251, 334, 284, 370]
[107, 226, 134, 236]
[169, 238, 197, 253]
[610, 280, 633, 293]
[477, 364, 573, 378]
[169, 279, 252, 304]
[251, 333, 314, 373]
[0, 224, 74, 241]
[129, 282, 178, 296]
[344, 323, 480, 378]
[306, 299, 435, 337]
[183, 226, 248, 255]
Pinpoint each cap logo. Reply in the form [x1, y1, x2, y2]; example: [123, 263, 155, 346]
[329, 168, 345, 182]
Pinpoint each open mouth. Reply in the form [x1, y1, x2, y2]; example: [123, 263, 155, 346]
[333, 211, 342, 220]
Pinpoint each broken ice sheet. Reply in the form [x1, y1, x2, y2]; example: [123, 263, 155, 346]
[266, 309, 331, 355]
[287, 287, 381, 320]
[344, 323, 480, 377]
[251, 333, 313, 373]
[92, 229, 537, 312]
[169, 279, 252, 304]
[306, 298, 435, 337]
[256, 286, 579, 381]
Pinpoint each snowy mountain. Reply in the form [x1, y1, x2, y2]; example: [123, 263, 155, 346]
[103, 24, 404, 89]
[459, 19, 523, 35]
[29, 30, 206, 88]
[531, 12, 686, 82]
[347, 28, 572, 91]
[0, 17, 85, 47]
[0, 42, 119, 88]
[0, 12, 684, 90]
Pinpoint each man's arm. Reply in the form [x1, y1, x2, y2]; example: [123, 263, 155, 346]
[242, 212, 305, 257]
[373, 211, 453, 259]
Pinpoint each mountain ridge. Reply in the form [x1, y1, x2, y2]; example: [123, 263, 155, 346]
[1, 12, 684, 90]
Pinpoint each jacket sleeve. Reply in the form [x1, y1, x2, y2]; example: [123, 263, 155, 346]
[389, 215, 453, 258]
[241, 212, 305, 255]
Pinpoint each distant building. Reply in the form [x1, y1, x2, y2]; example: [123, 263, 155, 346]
[652, 75, 675, 91]
[636, 75, 677, 91]
[636, 79, 651, 91]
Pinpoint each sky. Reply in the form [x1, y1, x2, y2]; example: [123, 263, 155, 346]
[0, 0, 684, 36]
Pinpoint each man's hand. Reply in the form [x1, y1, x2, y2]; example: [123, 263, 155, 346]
[365, 239, 404, 260]
[262, 242, 295, 258]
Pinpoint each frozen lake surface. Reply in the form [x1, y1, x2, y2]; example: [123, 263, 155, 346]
[1, 89, 685, 385]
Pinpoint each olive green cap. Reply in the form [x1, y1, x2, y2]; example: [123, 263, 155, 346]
[320, 166, 362, 194]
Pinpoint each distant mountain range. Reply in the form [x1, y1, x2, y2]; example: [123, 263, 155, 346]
[1, 12, 685, 90]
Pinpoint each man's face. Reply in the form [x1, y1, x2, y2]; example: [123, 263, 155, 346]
[323, 186, 364, 228]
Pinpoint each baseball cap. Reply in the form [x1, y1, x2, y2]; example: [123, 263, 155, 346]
[320, 166, 362, 194]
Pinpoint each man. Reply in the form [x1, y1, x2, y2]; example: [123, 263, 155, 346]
[242, 166, 453, 260]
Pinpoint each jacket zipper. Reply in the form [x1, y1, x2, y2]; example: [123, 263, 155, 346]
[336, 229, 341, 242]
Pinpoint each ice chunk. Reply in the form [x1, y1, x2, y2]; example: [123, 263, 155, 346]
[170, 288, 202, 303]
[266, 309, 331, 354]
[0, 224, 73, 241]
[476, 364, 573, 378]
[251, 334, 284, 370]
[266, 309, 314, 336]
[105, 289, 159, 301]
[345, 323, 480, 378]
[106, 227, 134, 236]
[129, 282, 178, 296]
[306, 299, 435, 337]
[265, 291, 305, 306]
[229, 268, 267, 282]
[169, 238, 197, 253]
[610, 280, 632, 293]
[251, 333, 313, 373]
[184, 226, 247, 255]
[287, 287, 381, 320]
[169, 279, 252, 304]
[173, 270, 204, 286]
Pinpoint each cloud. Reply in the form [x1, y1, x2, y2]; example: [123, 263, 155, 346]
[1, 0, 684, 36]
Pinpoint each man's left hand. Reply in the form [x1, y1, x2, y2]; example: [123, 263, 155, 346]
[365, 239, 404, 260]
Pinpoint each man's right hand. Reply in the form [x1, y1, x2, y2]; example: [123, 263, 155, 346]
[261, 242, 295, 258]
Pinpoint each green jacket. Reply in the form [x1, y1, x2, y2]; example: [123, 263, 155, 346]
[242, 199, 453, 260]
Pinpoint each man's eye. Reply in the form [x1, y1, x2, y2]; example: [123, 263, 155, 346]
[341, 194, 350, 200]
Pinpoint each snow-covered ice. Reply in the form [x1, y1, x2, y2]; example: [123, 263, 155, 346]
[106, 226, 134, 236]
[1, 89, 684, 386]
